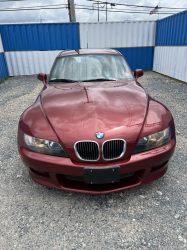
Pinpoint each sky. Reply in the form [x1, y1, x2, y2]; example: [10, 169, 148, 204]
[0, 0, 186, 24]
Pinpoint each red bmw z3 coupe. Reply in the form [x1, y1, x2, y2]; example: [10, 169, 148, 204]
[17, 49, 176, 194]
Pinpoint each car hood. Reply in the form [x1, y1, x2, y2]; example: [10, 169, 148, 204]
[41, 81, 148, 160]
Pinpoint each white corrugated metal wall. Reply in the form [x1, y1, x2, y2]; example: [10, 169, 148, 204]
[153, 47, 187, 82]
[5, 51, 60, 76]
[79, 21, 156, 71]
[80, 21, 156, 49]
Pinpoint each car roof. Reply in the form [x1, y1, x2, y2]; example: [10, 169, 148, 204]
[58, 49, 120, 57]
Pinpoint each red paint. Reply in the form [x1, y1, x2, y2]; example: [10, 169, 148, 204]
[37, 73, 47, 85]
[17, 49, 176, 194]
[134, 69, 143, 79]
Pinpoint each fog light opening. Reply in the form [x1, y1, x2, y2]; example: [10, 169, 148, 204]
[151, 161, 168, 173]
[30, 168, 50, 178]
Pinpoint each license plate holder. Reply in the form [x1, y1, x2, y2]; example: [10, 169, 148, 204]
[84, 166, 120, 184]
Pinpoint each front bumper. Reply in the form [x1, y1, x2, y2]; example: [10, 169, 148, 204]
[19, 138, 176, 194]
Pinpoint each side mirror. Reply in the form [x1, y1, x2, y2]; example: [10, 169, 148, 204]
[38, 73, 47, 85]
[134, 69, 143, 80]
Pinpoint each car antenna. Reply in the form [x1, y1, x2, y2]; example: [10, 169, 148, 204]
[87, 31, 88, 49]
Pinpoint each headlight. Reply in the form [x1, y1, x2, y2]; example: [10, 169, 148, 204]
[133, 127, 171, 154]
[24, 134, 69, 157]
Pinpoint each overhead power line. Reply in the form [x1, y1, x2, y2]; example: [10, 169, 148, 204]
[0, 2, 182, 14]
[0, 7, 67, 11]
[1, 3, 67, 10]
[76, 4, 180, 13]
[0, 7, 178, 14]
[86, 0, 187, 10]
[0, 0, 26, 2]
[75, 7, 181, 14]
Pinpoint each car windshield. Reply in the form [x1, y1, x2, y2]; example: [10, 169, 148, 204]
[49, 54, 134, 83]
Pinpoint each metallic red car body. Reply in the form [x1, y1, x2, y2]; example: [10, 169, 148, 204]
[17, 49, 176, 194]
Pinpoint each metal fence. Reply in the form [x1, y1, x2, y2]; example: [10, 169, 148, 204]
[0, 15, 186, 82]
[0, 21, 156, 78]
[79, 21, 156, 48]
[0, 33, 9, 80]
[80, 21, 156, 70]
[153, 10, 187, 82]
[0, 23, 80, 77]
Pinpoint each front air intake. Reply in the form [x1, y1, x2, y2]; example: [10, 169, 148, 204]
[102, 139, 126, 160]
[74, 141, 100, 161]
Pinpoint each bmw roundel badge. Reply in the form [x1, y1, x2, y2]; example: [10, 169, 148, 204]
[95, 132, 105, 140]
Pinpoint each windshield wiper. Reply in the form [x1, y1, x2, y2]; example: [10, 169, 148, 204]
[49, 79, 77, 83]
[81, 78, 116, 82]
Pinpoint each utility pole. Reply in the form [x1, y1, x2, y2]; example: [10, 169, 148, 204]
[98, 2, 99, 22]
[68, 0, 76, 22]
[106, 1, 107, 21]
[92, 1, 106, 22]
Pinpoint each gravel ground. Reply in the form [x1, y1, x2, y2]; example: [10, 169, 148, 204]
[0, 71, 187, 250]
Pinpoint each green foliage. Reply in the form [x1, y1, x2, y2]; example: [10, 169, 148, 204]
[0, 76, 9, 84]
